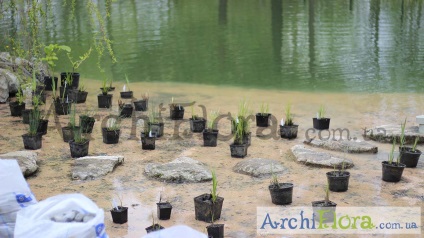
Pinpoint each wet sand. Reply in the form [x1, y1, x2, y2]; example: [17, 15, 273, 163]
[0, 80, 423, 238]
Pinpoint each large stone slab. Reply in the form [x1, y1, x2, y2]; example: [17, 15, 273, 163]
[144, 157, 212, 183]
[233, 158, 287, 178]
[304, 138, 378, 153]
[291, 145, 353, 168]
[364, 125, 424, 144]
[0, 151, 38, 177]
[72, 155, 124, 180]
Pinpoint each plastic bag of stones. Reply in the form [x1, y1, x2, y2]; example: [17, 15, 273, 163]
[14, 193, 108, 238]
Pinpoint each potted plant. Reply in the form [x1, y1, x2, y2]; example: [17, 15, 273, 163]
[203, 111, 219, 147]
[326, 162, 350, 192]
[100, 78, 115, 92]
[190, 105, 206, 133]
[382, 138, 406, 182]
[313, 105, 330, 130]
[98, 78, 113, 109]
[41, 44, 70, 91]
[22, 109, 42, 150]
[62, 103, 79, 142]
[169, 97, 184, 120]
[206, 213, 224, 238]
[68, 83, 88, 104]
[61, 47, 91, 89]
[231, 101, 251, 145]
[134, 92, 149, 111]
[110, 194, 128, 224]
[141, 122, 156, 150]
[145, 213, 164, 233]
[256, 103, 270, 127]
[230, 120, 249, 158]
[311, 184, 337, 223]
[194, 169, 224, 223]
[156, 192, 172, 220]
[280, 103, 298, 139]
[148, 107, 164, 137]
[268, 168, 293, 205]
[69, 127, 89, 158]
[102, 117, 120, 144]
[118, 100, 133, 118]
[398, 119, 422, 168]
[120, 74, 133, 99]
[79, 109, 95, 134]
[9, 87, 26, 117]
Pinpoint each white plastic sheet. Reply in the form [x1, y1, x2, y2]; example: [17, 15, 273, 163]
[142, 225, 207, 238]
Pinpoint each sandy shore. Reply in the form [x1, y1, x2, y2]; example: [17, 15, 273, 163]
[0, 80, 423, 237]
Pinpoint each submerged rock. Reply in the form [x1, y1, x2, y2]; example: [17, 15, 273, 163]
[0, 151, 38, 177]
[304, 138, 378, 153]
[144, 157, 212, 183]
[233, 158, 287, 178]
[364, 125, 424, 144]
[72, 155, 124, 180]
[291, 145, 353, 168]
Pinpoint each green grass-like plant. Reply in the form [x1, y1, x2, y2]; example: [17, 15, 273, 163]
[412, 137, 419, 152]
[207, 110, 219, 130]
[270, 164, 279, 187]
[284, 103, 293, 126]
[259, 103, 269, 116]
[101, 78, 110, 94]
[324, 184, 330, 205]
[211, 169, 218, 203]
[73, 127, 86, 143]
[388, 138, 398, 165]
[399, 118, 407, 147]
[28, 109, 40, 136]
[68, 103, 77, 128]
[106, 117, 120, 131]
[16, 87, 25, 105]
[234, 119, 245, 144]
[317, 104, 326, 119]
[124, 74, 130, 91]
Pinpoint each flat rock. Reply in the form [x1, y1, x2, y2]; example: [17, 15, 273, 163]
[144, 157, 212, 183]
[0, 151, 38, 177]
[72, 155, 124, 180]
[364, 125, 424, 144]
[233, 158, 287, 177]
[291, 145, 353, 168]
[304, 138, 378, 153]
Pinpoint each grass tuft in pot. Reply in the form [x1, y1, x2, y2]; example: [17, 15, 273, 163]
[110, 194, 128, 224]
[382, 138, 406, 182]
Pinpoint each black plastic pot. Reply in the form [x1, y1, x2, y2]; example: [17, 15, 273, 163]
[326, 171, 350, 192]
[148, 122, 164, 137]
[399, 147, 421, 168]
[44, 76, 58, 91]
[60, 72, 80, 89]
[157, 202, 172, 220]
[256, 113, 271, 127]
[22, 133, 42, 150]
[119, 104, 133, 118]
[280, 125, 299, 139]
[194, 193, 224, 223]
[268, 183, 294, 205]
[313, 118, 330, 130]
[120, 91, 133, 99]
[145, 224, 165, 233]
[311, 200, 337, 223]
[68, 89, 88, 104]
[102, 128, 120, 144]
[37, 119, 48, 135]
[141, 132, 156, 150]
[169, 105, 184, 120]
[98, 94, 113, 109]
[54, 100, 71, 115]
[133, 99, 148, 111]
[190, 118, 206, 133]
[9, 102, 25, 117]
[230, 143, 248, 158]
[207, 224, 224, 238]
[22, 109, 33, 124]
[62, 126, 79, 142]
[203, 129, 218, 147]
[80, 116, 95, 134]
[69, 140, 89, 158]
[382, 161, 406, 182]
[110, 206, 128, 224]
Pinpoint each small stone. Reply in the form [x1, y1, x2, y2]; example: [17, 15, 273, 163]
[291, 145, 353, 168]
[74, 212, 84, 222]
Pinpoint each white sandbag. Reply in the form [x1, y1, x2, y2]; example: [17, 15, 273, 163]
[0, 224, 15, 238]
[142, 225, 207, 238]
[15, 193, 108, 238]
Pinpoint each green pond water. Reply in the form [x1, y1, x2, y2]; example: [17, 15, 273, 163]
[1, 0, 424, 93]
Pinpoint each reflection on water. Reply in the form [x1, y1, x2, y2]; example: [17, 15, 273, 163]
[1, 0, 424, 92]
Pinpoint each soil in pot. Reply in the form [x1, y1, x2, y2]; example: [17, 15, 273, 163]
[145, 224, 165, 233]
[54, 99, 71, 115]
[230, 143, 248, 158]
[326, 171, 350, 192]
[44, 76, 58, 91]
[120, 91, 133, 99]
[203, 129, 218, 147]
[268, 183, 294, 205]
[148, 122, 164, 137]
[119, 105, 133, 118]
[98, 94, 113, 109]
[206, 224, 224, 238]
[22, 109, 33, 124]
[313, 118, 330, 130]
[80, 116, 95, 134]
[102, 128, 120, 144]
[280, 125, 299, 139]
[60, 72, 80, 89]
[311, 200, 337, 223]
[169, 105, 184, 120]
[9, 102, 25, 117]
[399, 147, 421, 168]
[141, 132, 156, 150]
[62, 126, 79, 142]
[110, 206, 128, 224]
[157, 202, 172, 220]
[256, 113, 271, 127]
[194, 193, 224, 223]
[133, 99, 148, 111]
[382, 161, 406, 182]
[22, 133, 42, 150]
[37, 119, 49, 135]
[190, 117, 206, 133]
[69, 140, 89, 158]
